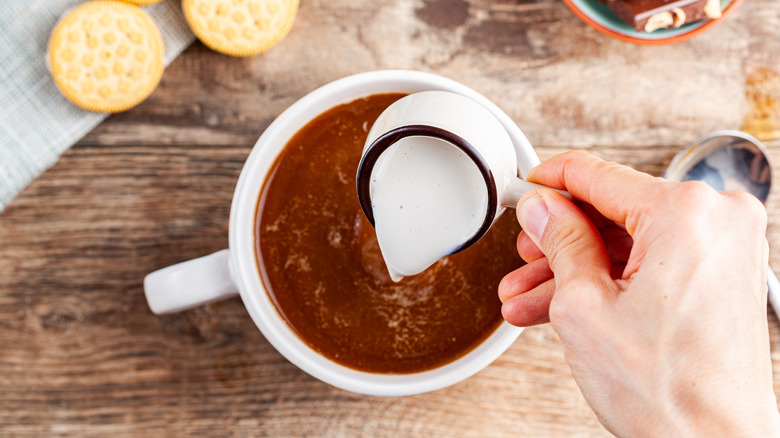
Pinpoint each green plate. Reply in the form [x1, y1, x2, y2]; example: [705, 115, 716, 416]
[570, 0, 732, 40]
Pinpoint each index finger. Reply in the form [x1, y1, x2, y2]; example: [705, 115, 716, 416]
[526, 150, 668, 233]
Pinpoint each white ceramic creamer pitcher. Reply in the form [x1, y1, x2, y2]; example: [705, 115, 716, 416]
[356, 91, 570, 280]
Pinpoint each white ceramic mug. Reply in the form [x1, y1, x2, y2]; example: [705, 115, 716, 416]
[143, 70, 533, 396]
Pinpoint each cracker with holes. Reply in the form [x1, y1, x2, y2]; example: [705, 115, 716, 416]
[48, 0, 164, 113]
[124, 0, 165, 5]
[182, 0, 299, 57]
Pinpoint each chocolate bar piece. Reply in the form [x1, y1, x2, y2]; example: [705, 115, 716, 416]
[603, 0, 722, 32]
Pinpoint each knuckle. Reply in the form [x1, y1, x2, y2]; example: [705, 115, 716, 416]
[594, 159, 623, 175]
[664, 182, 768, 247]
[547, 296, 568, 325]
[548, 288, 579, 326]
[673, 180, 718, 207]
[548, 280, 600, 326]
[664, 181, 719, 229]
[542, 221, 584, 266]
[726, 191, 767, 227]
[562, 150, 591, 161]
[560, 150, 602, 172]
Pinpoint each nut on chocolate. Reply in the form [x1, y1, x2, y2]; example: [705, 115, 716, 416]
[644, 11, 674, 32]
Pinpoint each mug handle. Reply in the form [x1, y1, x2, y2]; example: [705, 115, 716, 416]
[144, 249, 239, 315]
[500, 176, 573, 208]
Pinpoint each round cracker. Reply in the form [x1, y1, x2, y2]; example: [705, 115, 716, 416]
[49, 0, 165, 113]
[182, 0, 299, 57]
[123, 0, 165, 5]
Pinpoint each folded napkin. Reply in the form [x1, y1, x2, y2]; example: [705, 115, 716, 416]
[0, 0, 195, 212]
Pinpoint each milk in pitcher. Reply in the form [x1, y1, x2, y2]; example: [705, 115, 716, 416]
[370, 136, 488, 281]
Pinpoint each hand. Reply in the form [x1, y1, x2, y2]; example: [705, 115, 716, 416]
[499, 151, 780, 437]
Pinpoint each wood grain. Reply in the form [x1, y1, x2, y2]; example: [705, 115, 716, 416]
[2, 0, 780, 435]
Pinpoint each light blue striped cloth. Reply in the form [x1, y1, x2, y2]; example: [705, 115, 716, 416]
[0, 0, 195, 211]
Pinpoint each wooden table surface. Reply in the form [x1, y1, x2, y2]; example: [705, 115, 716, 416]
[3, 0, 780, 435]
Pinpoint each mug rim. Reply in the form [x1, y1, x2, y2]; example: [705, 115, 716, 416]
[228, 69, 532, 396]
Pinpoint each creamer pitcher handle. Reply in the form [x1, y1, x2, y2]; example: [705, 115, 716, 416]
[144, 249, 239, 315]
[501, 176, 573, 208]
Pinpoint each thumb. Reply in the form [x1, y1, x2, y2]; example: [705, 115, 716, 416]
[516, 189, 611, 288]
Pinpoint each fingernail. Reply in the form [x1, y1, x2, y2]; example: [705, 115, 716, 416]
[517, 193, 549, 242]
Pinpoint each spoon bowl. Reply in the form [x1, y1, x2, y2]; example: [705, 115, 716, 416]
[664, 130, 772, 202]
[665, 130, 779, 319]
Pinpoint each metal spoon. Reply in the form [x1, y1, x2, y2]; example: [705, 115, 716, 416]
[664, 130, 779, 320]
